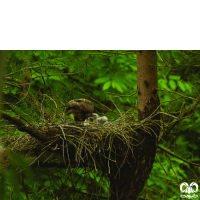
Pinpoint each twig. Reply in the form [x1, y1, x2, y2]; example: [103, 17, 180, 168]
[156, 51, 169, 68]
[158, 89, 198, 101]
[108, 91, 137, 100]
[74, 82, 117, 113]
[43, 94, 58, 109]
[20, 171, 29, 200]
[158, 145, 200, 167]
[165, 94, 200, 134]
[32, 73, 79, 79]
[155, 154, 168, 175]
[4, 65, 72, 77]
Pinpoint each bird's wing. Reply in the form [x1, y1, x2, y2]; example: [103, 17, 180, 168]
[69, 99, 94, 113]
[65, 108, 76, 115]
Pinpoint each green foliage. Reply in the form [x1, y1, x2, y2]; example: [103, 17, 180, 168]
[1, 50, 200, 199]
[177, 81, 186, 92]
[103, 81, 111, 90]
[21, 168, 110, 200]
[169, 75, 181, 80]
[0, 152, 33, 200]
[159, 79, 170, 90]
[169, 79, 176, 90]
[139, 50, 200, 199]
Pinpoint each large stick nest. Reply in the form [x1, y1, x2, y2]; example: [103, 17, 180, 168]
[1, 112, 158, 174]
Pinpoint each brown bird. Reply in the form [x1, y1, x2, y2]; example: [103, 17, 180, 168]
[65, 99, 94, 122]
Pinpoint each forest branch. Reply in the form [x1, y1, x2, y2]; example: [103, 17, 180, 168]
[1, 112, 58, 142]
[165, 94, 200, 134]
[4, 65, 74, 77]
[158, 89, 197, 101]
[158, 145, 200, 167]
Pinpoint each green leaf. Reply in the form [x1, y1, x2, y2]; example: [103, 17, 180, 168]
[95, 77, 110, 84]
[157, 61, 162, 67]
[69, 114, 74, 120]
[34, 50, 42, 56]
[191, 144, 198, 150]
[103, 81, 111, 90]
[163, 93, 171, 102]
[159, 52, 170, 60]
[171, 50, 180, 58]
[45, 180, 50, 186]
[66, 50, 75, 55]
[185, 82, 192, 93]
[112, 80, 117, 88]
[109, 57, 115, 64]
[115, 82, 123, 93]
[49, 76, 61, 81]
[169, 80, 176, 89]
[32, 72, 42, 78]
[175, 59, 181, 64]
[169, 75, 181, 80]
[178, 81, 186, 92]
[120, 82, 127, 91]
[15, 51, 24, 59]
[158, 79, 169, 90]
[39, 51, 49, 59]
[126, 74, 136, 81]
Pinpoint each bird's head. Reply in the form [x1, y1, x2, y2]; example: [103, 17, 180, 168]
[92, 113, 98, 120]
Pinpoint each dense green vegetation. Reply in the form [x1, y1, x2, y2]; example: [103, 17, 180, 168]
[0, 50, 200, 199]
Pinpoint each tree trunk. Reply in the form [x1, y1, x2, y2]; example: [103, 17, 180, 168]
[110, 50, 160, 200]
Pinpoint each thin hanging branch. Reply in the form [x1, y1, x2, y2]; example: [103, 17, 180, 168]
[158, 145, 200, 167]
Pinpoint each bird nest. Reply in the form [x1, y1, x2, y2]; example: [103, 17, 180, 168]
[2, 113, 158, 174]
[0, 111, 161, 199]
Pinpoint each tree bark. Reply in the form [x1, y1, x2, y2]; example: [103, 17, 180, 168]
[110, 50, 160, 200]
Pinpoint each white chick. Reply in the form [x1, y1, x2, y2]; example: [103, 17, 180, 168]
[83, 119, 90, 126]
[92, 113, 108, 125]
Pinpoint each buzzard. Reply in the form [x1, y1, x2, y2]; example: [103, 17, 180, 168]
[65, 99, 94, 122]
